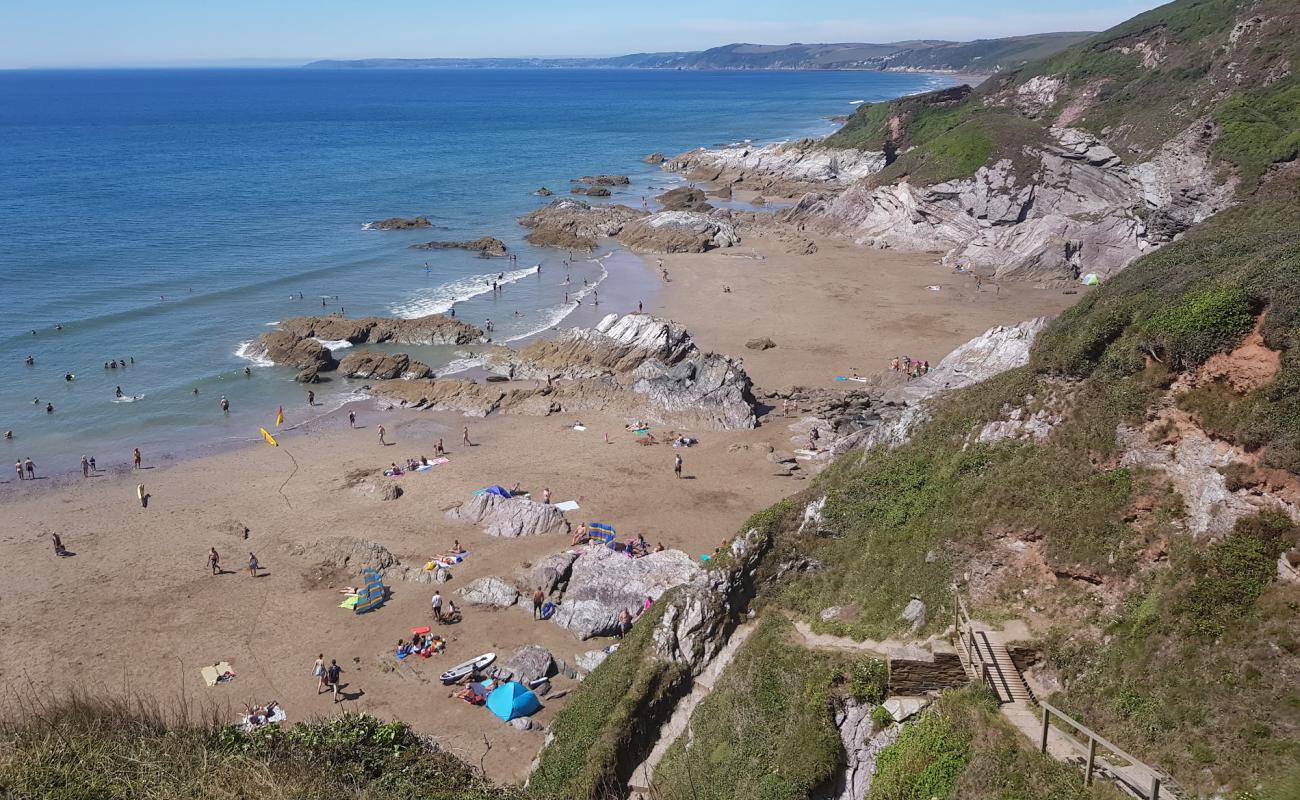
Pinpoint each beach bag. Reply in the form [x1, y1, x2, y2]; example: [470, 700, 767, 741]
[540, 601, 556, 620]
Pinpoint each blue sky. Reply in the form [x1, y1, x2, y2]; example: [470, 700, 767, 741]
[0, 0, 1161, 68]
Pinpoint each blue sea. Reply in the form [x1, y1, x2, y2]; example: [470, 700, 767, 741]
[0, 68, 952, 472]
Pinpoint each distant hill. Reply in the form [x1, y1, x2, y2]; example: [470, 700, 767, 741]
[304, 32, 1094, 74]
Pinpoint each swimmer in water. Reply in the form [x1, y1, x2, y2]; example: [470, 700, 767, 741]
[46, 402, 54, 414]
[65, 373, 74, 382]
[115, 386, 124, 398]
[244, 367, 251, 377]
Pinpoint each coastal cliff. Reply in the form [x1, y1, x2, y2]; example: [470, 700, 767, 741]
[662, 1, 1295, 283]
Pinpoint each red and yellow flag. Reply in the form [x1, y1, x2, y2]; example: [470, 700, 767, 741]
[275, 405, 284, 427]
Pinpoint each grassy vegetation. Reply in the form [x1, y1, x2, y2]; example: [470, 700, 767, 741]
[528, 597, 684, 800]
[651, 616, 883, 800]
[1044, 512, 1300, 795]
[1215, 78, 1300, 187]
[1033, 188, 1300, 470]
[867, 687, 1121, 800]
[777, 365, 1170, 640]
[0, 696, 523, 800]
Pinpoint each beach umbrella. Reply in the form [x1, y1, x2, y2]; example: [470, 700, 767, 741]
[486, 681, 542, 722]
[354, 567, 385, 614]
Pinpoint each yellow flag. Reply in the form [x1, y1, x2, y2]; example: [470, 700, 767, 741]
[275, 405, 284, 427]
[259, 427, 278, 447]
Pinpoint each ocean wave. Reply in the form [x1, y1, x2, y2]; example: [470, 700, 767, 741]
[504, 259, 609, 343]
[849, 99, 865, 105]
[234, 339, 274, 367]
[387, 264, 540, 319]
[312, 338, 354, 351]
[436, 355, 487, 376]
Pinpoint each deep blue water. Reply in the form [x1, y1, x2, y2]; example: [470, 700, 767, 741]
[0, 68, 951, 470]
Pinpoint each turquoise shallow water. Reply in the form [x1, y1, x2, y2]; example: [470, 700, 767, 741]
[0, 67, 953, 471]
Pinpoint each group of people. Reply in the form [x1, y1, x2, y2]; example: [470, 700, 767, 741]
[14, 457, 36, 480]
[103, 357, 133, 370]
[395, 632, 445, 659]
[313, 655, 345, 703]
[890, 355, 931, 379]
[429, 590, 461, 624]
[205, 547, 261, 577]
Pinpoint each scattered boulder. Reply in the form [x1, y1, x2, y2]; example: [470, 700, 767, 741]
[353, 479, 403, 502]
[458, 576, 520, 608]
[882, 696, 932, 722]
[571, 186, 612, 197]
[644, 152, 666, 164]
[337, 351, 433, 381]
[501, 645, 557, 685]
[294, 366, 322, 384]
[368, 216, 432, 230]
[617, 211, 739, 253]
[509, 717, 535, 731]
[751, 195, 768, 206]
[656, 187, 713, 212]
[534, 187, 553, 196]
[553, 547, 702, 639]
[445, 492, 570, 538]
[900, 598, 927, 633]
[706, 185, 733, 200]
[411, 236, 508, 256]
[746, 337, 776, 351]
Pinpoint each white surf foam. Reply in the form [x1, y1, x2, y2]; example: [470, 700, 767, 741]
[849, 99, 866, 105]
[388, 264, 540, 319]
[436, 355, 487, 376]
[234, 340, 274, 367]
[312, 338, 354, 351]
[504, 259, 608, 343]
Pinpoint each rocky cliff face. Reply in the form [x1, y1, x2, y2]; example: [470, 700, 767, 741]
[664, 140, 886, 198]
[785, 122, 1234, 280]
[616, 211, 740, 253]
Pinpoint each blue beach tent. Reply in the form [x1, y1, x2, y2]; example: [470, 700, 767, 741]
[483, 485, 513, 498]
[354, 567, 386, 614]
[486, 681, 542, 721]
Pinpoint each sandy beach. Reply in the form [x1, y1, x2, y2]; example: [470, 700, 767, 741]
[0, 235, 1078, 783]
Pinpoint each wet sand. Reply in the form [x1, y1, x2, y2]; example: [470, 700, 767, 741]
[0, 234, 1079, 783]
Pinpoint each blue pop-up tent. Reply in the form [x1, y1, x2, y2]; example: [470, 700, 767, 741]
[486, 681, 542, 721]
[482, 485, 512, 498]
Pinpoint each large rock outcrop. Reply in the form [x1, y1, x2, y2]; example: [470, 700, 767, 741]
[491, 313, 757, 429]
[458, 576, 520, 608]
[664, 140, 886, 197]
[445, 492, 571, 538]
[651, 526, 773, 674]
[277, 314, 483, 347]
[517, 198, 647, 251]
[553, 547, 702, 640]
[337, 351, 432, 381]
[244, 331, 337, 372]
[787, 122, 1235, 280]
[411, 236, 508, 256]
[616, 211, 740, 253]
[366, 216, 432, 230]
[655, 187, 713, 213]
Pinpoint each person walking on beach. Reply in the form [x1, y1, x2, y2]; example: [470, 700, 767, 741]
[638, 300, 643, 313]
[137, 483, 147, 508]
[15, 461, 23, 481]
[81, 454, 89, 477]
[674, 453, 683, 479]
[435, 437, 445, 457]
[462, 426, 472, 447]
[348, 410, 356, 428]
[542, 487, 551, 504]
[133, 448, 142, 469]
[326, 659, 342, 703]
[431, 590, 444, 621]
[307, 390, 315, 406]
[532, 587, 545, 620]
[24, 458, 35, 480]
[52, 532, 68, 556]
[314, 654, 327, 694]
[208, 547, 221, 575]
[377, 425, 386, 446]
[220, 396, 230, 414]
[247, 552, 261, 577]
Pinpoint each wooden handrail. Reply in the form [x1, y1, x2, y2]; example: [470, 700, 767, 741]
[1038, 701, 1173, 798]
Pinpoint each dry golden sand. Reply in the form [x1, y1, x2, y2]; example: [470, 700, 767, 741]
[0, 235, 1077, 782]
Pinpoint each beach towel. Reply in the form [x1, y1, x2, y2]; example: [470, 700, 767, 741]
[554, 500, 580, 512]
[572, 425, 586, 432]
[201, 662, 235, 687]
[541, 601, 556, 620]
[339, 595, 360, 610]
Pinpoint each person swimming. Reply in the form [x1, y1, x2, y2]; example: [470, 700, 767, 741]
[115, 386, 124, 398]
